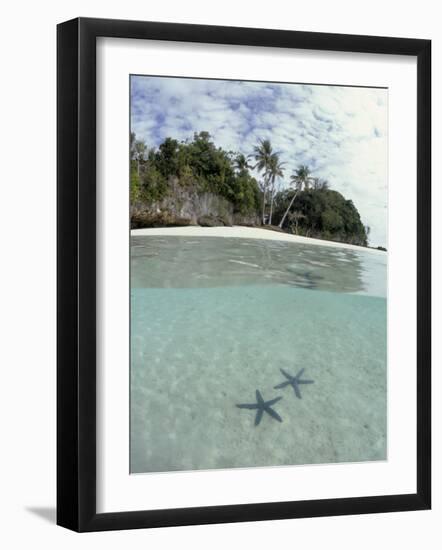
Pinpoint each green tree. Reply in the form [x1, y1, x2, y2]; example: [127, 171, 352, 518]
[130, 164, 140, 201]
[312, 177, 329, 191]
[130, 131, 136, 159]
[234, 153, 252, 174]
[266, 153, 285, 225]
[231, 172, 261, 215]
[185, 132, 235, 197]
[278, 165, 313, 228]
[155, 137, 180, 177]
[275, 187, 368, 246]
[129, 132, 368, 246]
[287, 210, 306, 234]
[253, 139, 274, 224]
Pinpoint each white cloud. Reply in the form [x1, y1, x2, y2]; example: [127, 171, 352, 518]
[131, 77, 388, 247]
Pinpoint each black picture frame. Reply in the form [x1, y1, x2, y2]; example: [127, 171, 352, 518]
[57, 17, 431, 532]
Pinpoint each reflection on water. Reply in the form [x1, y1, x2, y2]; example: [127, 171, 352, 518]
[131, 236, 387, 297]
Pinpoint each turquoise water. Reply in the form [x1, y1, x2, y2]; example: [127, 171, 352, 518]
[130, 236, 387, 473]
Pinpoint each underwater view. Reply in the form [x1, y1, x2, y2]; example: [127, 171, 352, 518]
[130, 235, 387, 474]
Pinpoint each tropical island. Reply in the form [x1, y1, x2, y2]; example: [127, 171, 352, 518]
[131, 131, 371, 248]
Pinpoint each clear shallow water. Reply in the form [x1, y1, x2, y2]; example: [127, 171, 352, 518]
[131, 236, 386, 297]
[130, 236, 387, 473]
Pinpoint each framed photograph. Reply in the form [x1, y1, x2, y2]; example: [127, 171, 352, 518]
[57, 17, 431, 532]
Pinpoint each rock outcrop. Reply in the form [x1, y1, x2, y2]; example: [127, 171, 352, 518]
[131, 178, 260, 229]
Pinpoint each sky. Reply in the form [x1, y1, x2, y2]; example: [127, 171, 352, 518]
[131, 76, 388, 247]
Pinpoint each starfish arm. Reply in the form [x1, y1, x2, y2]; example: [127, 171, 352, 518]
[295, 368, 305, 379]
[298, 379, 314, 385]
[274, 381, 290, 389]
[293, 384, 302, 399]
[254, 408, 264, 426]
[266, 396, 283, 406]
[236, 403, 259, 409]
[256, 390, 264, 406]
[279, 368, 293, 380]
[265, 406, 283, 423]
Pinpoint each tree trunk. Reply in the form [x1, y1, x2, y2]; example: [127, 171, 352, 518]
[278, 190, 298, 228]
[261, 179, 267, 225]
[268, 182, 275, 225]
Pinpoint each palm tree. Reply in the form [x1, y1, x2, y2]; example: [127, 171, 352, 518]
[253, 139, 274, 224]
[296, 165, 313, 190]
[266, 153, 285, 225]
[234, 153, 251, 174]
[312, 177, 329, 191]
[278, 165, 313, 228]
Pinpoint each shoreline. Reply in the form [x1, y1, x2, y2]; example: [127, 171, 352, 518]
[131, 226, 386, 255]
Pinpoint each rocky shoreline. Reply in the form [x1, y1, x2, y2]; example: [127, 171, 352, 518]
[131, 185, 260, 229]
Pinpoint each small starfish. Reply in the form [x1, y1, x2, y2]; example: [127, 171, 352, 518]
[274, 368, 314, 399]
[236, 390, 283, 426]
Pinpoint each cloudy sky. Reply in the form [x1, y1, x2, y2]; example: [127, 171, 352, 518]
[131, 76, 388, 247]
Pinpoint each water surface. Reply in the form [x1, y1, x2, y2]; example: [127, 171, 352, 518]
[130, 236, 387, 473]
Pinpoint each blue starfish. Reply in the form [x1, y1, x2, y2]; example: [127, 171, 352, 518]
[274, 368, 314, 399]
[236, 390, 283, 426]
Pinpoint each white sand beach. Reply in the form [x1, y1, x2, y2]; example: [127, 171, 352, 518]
[131, 225, 385, 255]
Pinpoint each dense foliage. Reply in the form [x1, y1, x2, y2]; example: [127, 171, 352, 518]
[130, 131, 370, 247]
[130, 131, 261, 216]
[273, 188, 369, 246]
